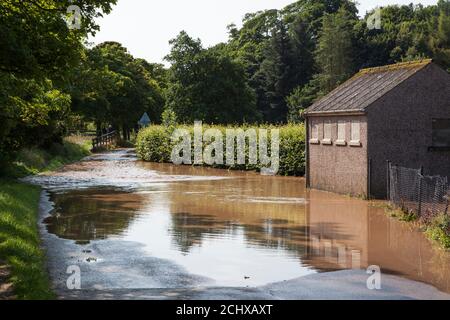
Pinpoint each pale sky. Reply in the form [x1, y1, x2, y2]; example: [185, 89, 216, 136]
[89, 0, 438, 65]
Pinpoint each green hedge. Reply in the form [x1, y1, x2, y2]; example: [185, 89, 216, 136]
[136, 124, 305, 176]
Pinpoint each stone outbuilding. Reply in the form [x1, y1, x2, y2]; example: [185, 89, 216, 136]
[304, 59, 450, 198]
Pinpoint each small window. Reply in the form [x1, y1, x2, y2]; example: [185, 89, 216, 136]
[309, 121, 320, 144]
[336, 120, 346, 146]
[322, 121, 332, 145]
[432, 119, 450, 147]
[350, 120, 361, 147]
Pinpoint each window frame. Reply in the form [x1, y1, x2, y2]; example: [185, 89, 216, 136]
[322, 120, 333, 145]
[336, 120, 347, 146]
[349, 120, 362, 147]
[309, 121, 320, 144]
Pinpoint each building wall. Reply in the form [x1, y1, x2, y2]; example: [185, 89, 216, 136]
[367, 63, 450, 198]
[308, 115, 368, 196]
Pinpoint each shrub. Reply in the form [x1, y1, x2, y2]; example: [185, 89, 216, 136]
[136, 126, 174, 163]
[425, 213, 450, 249]
[136, 123, 306, 176]
[279, 124, 306, 176]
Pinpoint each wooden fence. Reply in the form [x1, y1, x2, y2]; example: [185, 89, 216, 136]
[92, 131, 118, 151]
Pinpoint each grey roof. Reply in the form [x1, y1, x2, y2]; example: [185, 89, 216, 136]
[305, 59, 433, 115]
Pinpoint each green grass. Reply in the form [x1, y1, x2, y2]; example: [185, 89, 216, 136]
[376, 203, 418, 222]
[0, 136, 92, 299]
[0, 180, 55, 299]
[378, 203, 450, 249]
[6, 139, 91, 178]
[425, 214, 450, 249]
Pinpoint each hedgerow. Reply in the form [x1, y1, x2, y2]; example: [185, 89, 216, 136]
[136, 124, 305, 176]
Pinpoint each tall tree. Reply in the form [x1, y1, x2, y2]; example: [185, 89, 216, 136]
[0, 0, 117, 160]
[165, 32, 259, 124]
[315, 7, 357, 93]
[258, 19, 296, 123]
[71, 42, 165, 138]
[429, 0, 450, 70]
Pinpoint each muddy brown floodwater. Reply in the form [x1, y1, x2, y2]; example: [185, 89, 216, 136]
[25, 149, 450, 295]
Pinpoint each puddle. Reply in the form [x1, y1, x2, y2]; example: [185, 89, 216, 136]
[33, 149, 450, 291]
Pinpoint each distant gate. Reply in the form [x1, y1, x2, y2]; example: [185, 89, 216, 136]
[92, 131, 118, 151]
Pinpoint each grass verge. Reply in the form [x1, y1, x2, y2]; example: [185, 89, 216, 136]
[0, 136, 92, 299]
[0, 180, 54, 299]
[7, 139, 92, 178]
[377, 203, 450, 249]
[425, 213, 450, 249]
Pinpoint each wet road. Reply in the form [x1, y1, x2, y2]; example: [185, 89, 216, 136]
[26, 149, 450, 299]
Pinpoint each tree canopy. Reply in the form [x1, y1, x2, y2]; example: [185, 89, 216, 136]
[0, 0, 117, 157]
[165, 32, 259, 124]
[1, 0, 449, 163]
[71, 42, 164, 137]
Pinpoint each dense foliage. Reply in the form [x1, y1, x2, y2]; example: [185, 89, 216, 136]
[164, 32, 259, 124]
[0, 0, 117, 162]
[136, 124, 306, 176]
[223, 0, 450, 123]
[71, 42, 165, 139]
[1, 0, 449, 165]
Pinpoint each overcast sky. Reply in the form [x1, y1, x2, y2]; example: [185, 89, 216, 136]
[89, 0, 438, 65]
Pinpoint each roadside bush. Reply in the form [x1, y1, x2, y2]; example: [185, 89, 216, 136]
[136, 126, 173, 163]
[279, 124, 306, 176]
[425, 213, 450, 249]
[136, 123, 306, 176]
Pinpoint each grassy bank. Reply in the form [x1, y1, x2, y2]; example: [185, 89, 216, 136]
[136, 124, 306, 176]
[5, 138, 92, 178]
[425, 213, 450, 249]
[0, 180, 54, 299]
[0, 136, 92, 299]
[381, 204, 450, 249]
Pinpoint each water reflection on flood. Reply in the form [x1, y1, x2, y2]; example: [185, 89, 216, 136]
[42, 151, 450, 290]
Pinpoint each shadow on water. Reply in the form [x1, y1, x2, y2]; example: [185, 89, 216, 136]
[44, 189, 147, 243]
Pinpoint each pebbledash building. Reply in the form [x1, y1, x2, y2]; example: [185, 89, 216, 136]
[304, 59, 450, 198]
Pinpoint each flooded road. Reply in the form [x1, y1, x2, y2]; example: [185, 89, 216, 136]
[26, 150, 450, 298]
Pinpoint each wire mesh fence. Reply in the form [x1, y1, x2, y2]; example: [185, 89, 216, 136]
[388, 163, 449, 221]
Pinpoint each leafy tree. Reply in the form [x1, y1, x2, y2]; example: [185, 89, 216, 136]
[315, 7, 357, 93]
[165, 32, 259, 124]
[429, 1, 450, 70]
[258, 19, 297, 123]
[71, 42, 165, 138]
[225, 0, 359, 123]
[286, 78, 322, 123]
[0, 0, 116, 162]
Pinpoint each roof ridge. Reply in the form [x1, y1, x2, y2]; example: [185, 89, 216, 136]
[358, 59, 433, 75]
[305, 59, 438, 115]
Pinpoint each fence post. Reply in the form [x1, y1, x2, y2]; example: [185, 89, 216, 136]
[445, 196, 449, 215]
[367, 158, 372, 200]
[418, 166, 424, 217]
[386, 160, 391, 201]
